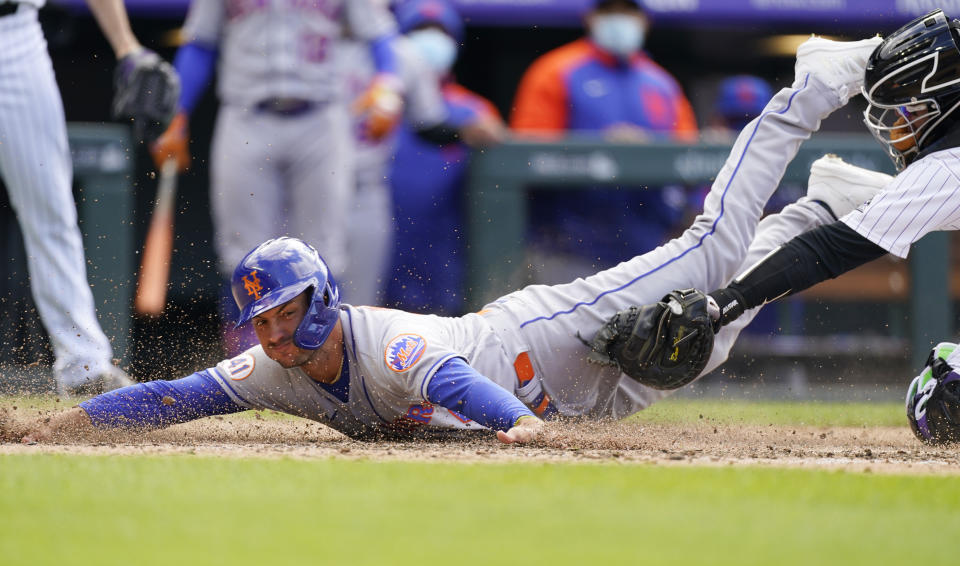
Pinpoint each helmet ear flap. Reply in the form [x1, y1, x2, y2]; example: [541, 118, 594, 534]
[293, 277, 342, 350]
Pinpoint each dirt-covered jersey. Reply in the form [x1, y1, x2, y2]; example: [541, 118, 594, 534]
[208, 305, 507, 437]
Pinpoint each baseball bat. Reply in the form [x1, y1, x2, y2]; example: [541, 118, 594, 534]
[134, 158, 178, 317]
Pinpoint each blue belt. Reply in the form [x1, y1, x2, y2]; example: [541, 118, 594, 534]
[254, 98, 316, 117]
[0, 3, 21, 17]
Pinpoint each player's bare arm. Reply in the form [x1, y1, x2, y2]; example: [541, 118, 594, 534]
[86, 0, 140, 58]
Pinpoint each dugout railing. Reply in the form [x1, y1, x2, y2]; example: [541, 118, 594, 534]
[466, 135, 950, 369]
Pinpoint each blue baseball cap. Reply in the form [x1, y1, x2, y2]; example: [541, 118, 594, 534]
[396, 0, 465, 42]
[715, 75, 773, 128]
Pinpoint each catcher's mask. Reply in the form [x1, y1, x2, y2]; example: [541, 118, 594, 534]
[863, 9, 960, 170]
[231, 237, 341, 350]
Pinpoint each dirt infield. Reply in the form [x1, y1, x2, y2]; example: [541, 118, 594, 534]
[2, 407, 957, 475]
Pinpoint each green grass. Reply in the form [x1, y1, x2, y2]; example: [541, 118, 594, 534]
[0, 399, 932, 565]
[0, 454, 955, 566]
[632, 398, 905, 427]
[1, 396, 907, 426]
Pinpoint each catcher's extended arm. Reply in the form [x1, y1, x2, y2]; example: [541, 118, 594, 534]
[584, 289, 716, 390]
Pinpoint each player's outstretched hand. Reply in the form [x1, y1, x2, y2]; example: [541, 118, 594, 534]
[496, 415, 545, 444]
[0, 406, 38, 443]
[10, 407, 95, 444]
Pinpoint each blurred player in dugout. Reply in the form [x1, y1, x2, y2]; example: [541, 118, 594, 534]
[385, 0, 507, 315]
[340, 0, 505, 313]
[704, 75, 773, 141]
[511, 0, 698, 283]
[149, 0, 404, 353]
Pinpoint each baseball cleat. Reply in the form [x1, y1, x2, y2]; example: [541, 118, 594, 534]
[807, 154, 893, 218]
[795, 35, 882, 105]
[56, 365, 136, 399]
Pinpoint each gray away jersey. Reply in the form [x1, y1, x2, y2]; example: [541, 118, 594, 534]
[182, 0, 396, 107]
[209, 306, 510, 437]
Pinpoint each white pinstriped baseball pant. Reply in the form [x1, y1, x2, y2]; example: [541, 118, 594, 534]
[0, 6, 115, 387]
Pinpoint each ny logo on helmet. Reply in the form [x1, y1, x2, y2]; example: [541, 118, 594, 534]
[243, 271, 263, 299]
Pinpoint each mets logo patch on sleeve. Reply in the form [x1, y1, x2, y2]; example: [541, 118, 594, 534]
[385, 334, 427, 372]
[226, 353, 256, 381]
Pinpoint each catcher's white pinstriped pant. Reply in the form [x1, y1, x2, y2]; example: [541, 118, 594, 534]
[0, 5, 116, 387]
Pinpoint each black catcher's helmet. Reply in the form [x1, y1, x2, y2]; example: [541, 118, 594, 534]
[863, 10, 960, 170]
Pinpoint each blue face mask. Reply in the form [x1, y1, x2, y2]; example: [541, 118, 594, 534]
[590, 14, 645, 58]
[406, 28, 459, 76]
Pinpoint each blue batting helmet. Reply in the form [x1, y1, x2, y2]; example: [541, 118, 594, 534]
[231, 237, 341, 350]
[396, 0, 464, 42]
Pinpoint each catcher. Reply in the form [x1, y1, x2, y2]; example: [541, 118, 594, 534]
[3, 36, 888, 444]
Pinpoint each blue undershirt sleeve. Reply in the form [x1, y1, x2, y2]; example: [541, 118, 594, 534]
[370, 33, 400, 76]
[426, 358, 535, 431]
[79, 370, 245, 429]
[174, 42, 218, 114]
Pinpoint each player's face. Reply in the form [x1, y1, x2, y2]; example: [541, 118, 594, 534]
[252, 294, 315, 368]
[890, 115, 918, 152]
[890, 104, 932, 152]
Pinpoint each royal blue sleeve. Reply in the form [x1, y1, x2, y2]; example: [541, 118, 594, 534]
[426, 358, 535, 431]
[79, 370, 244, 429]
[370, 33, 400, 76]
[174, 42, 218, 114]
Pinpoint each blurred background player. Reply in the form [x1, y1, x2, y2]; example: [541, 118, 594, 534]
[703, 75, 773, 141]
[149, 0, 404, 353]
[386, 0, 507, 315]
[0, 0, 176, 396]
[510, 0, 698, 284]
[340, 0, 504, 309]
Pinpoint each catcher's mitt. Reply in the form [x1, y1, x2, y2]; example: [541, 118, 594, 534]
[584, 288, 715, 390]
[112, 49, 180, 144]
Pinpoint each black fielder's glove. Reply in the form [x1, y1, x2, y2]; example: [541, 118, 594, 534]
[112, 48, 180, 145]
[584, 288, 715, 390]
